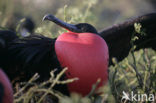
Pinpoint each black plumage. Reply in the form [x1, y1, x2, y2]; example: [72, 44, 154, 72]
[0, 13, 156, 95]
[99, 12, 156, 64]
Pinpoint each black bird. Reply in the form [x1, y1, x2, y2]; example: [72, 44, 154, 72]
[8, 12, 156, 72]
[0, 17, 35, 80]
[4, 14, 35, 36]
[0, 30, 69, 95]
[18, 17, 35, 37]
[1, 13, 156, 95]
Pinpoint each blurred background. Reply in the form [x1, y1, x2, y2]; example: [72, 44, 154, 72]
[0, 0, 156, 36]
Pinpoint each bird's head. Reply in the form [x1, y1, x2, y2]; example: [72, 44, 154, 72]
[42, 14, 98, 34]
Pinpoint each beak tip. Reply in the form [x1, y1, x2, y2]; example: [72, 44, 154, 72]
[42, 14, 55, 22]
[42, 15, 48, 21]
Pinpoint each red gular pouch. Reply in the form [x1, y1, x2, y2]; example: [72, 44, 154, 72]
[55, 32, 109, 96]
[0, 69, 13, 103]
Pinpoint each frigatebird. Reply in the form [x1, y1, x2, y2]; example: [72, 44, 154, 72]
[0, 12, 156, 95]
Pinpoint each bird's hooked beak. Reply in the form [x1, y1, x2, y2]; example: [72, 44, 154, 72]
[42, 14, 82, 33]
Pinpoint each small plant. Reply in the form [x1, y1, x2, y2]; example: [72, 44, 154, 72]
[14, 68, 78, 103]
